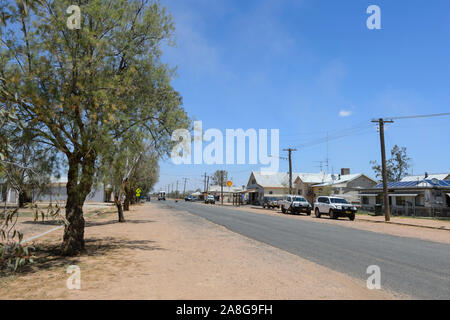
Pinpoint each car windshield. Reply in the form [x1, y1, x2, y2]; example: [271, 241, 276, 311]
[330, 198, 349, 204]
[294, 197, 306, 202]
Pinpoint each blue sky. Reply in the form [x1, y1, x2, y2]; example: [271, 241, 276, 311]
[155, 0, 450, 192]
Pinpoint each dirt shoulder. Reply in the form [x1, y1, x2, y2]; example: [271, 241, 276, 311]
[0, 203, 404, 299]
[5, 203, 117, 241]
[211, 203, 450, 245]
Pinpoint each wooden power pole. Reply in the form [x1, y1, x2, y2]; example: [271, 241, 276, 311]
[283, 148, 297, 195]
[220, 170, 224, 205]
[372, 118, 394, 222]
[183, 178, 188, 196]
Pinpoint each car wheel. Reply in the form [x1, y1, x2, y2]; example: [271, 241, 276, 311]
[315, 208, 321, 218]
[329, 209, 337, 219]
[349, 214, 355, 221]
[281, 206, 286, 214]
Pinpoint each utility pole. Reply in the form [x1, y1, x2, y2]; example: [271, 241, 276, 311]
[203, 172, 207, 193]
[176, 180, 179, 199]
[372, 118, 394, 222]
[283, 148, 297, 194]
[220, 170, 224, 205]
[183, 178, 188, 197]
[206, 176, 210, 193]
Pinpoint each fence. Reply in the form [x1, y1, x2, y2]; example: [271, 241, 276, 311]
[361, 205, 450, 218]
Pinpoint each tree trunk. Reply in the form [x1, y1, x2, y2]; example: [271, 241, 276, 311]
[61, 194, 85, 255]
[19, 191, 26, 208]
[115, 195, 126, 222]
[61, 152, 96, 256]
[124, 185, 130, 211]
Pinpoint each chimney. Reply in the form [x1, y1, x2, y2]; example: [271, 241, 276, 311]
[341, 168, 350, 175]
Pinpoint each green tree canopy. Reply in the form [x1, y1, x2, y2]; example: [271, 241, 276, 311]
[370, 145, 411, 182]
[0, 0, 190, 255]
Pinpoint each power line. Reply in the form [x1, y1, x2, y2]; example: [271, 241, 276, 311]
[385, 112, 450, 121]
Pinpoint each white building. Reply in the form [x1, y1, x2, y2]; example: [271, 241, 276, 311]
[246, 169, 376, 205]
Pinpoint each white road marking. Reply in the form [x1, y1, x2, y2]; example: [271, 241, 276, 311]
[21, 225, 64, 243]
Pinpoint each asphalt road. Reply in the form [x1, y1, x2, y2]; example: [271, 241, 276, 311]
[160, 200, 450, 299]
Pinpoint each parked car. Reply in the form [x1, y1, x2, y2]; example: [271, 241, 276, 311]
[314, 196, 357, 220]
[205, 195, 215, 204]
[262, 196, 281, 209]
[158, 191, 166, 201]
[278, 195, 312, 215]
[185, 195, 196, 202]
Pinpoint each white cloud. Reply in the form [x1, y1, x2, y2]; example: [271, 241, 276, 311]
[339, 110, 352, 117]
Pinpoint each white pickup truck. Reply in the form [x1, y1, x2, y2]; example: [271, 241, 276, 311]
[278, 195, 312, 215]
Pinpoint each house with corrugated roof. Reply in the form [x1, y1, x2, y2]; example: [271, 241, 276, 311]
[246, 169, 376, 205]
[358, 179, 450, 217]
[309, 172, 377, 204]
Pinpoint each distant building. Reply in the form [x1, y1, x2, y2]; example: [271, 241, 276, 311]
[0, 184, 19, 206]
[359, 179, 450, 217]
[310, 173, 377, 204]
[207, 185, 243, 202]
[33, 176, 112, 203]
[0, 176, 113, 206]
[246, 169, 376, 205]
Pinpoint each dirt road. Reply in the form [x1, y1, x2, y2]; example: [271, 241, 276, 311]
[0, 203, 403, 299]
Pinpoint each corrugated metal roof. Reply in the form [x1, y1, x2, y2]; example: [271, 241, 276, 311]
[374, 180, 450, 188]
[251, 171, 371, 188]
[313, 174, 367, 187]
[208, 185, 242, 192]
[401, 173, 450, 182]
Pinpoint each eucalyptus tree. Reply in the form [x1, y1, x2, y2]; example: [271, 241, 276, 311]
[0, 0, 190, 255]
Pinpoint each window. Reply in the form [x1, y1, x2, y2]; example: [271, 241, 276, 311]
[269, 191, 273, 195]
[330, 198, 348, 204]
[415, 195, 424, 207]
[362, 196, 369, 205]
[298, 189, 302, 195]
[396, 197, 406, 206]
[376, 194, 382, 205]
[294, 196, 306, 202]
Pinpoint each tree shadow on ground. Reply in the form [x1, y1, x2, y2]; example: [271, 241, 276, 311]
[85, 219, 155, 227]
[22, 220, 64, 226]
[0, 236, 164, 278]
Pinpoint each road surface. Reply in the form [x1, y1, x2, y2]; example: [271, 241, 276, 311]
[161, 200, 450, 299]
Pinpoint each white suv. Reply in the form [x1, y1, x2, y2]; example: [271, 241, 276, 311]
[314, 196, 357, 220]
[278, 195, 312, 215]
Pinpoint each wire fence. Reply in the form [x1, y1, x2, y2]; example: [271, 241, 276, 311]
[361, 205, 450, 218]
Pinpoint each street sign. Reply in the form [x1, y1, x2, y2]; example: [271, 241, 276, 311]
[227, 181, 232, 187]
[136, 188, 142, 197]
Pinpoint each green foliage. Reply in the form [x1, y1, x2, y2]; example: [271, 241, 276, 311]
[211, 170, 228, 187]
[0, 208, 35, 272]
[31, 202, 68, 225]
[370, 145, 411, 182]
[0, 0, 190, 253]
[316, 185, 332, 197]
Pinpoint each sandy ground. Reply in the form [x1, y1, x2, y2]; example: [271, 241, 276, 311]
[0, 203, 405, 300]
[4, 202, 116, 241]
[212, 203, 450, 245]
